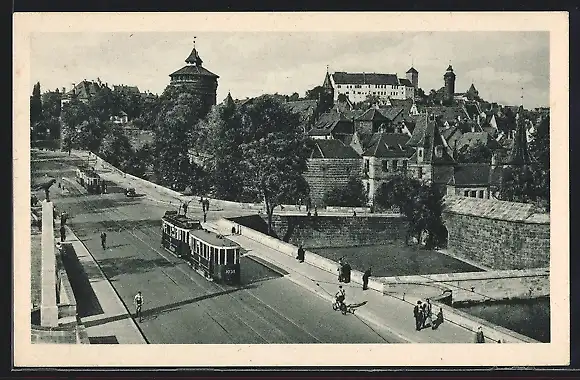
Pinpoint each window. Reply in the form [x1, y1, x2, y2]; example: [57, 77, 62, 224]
[393, 160, 398, 170]
[464, 190, 469, 197]
[418, 167, 423, 179]
[478, 190, 484, 198]
[366, 182, 370, 193]
[364, 159, 370, 172]
[227, 249, 235, 264]
[418, 149, 423, 158]
[470, 190, 477, 198]
[338, 85, 341, 88]
[382, 160, 388, 171]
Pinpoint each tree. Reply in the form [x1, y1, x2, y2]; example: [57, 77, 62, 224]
[30, 82, 44, 139]
[374, 175, 445, 248]
[456, 141, 492, 163]
[305, 85, 324, 101]
[197, 97, 245, 200]
[323, 177, 368, 207]
[288, 92, 300, 101]
[237, 95, 309, 235]
[42, 90, 62, 119]
[98, 122, 134, 170]
[499, 165, 538, 204]
[530, 116, 550, 209]
[337, 93, 349, 103]
[153, 87, 204, 191]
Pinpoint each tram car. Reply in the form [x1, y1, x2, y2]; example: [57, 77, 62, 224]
[161, 211, 241, 285]
[75, 166, 104, 194]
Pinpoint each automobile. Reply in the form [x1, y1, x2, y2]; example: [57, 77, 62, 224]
[125, 188, 137, 197]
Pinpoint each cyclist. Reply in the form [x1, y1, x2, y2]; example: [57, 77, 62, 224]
[134, 291, 144, 322]
[335, 285, 346, 309]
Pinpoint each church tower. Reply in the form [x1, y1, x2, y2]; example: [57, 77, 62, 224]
[169, 39, 219, 116]
[319, 67, 334, 113]
[406, 66, 419, 89]
[443, 64, 456, 104]
[508, 106, 531, 165]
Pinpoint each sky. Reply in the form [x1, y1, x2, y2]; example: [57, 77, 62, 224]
[30, 31, 550, 108]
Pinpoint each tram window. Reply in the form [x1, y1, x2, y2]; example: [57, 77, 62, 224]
[235, 248, 240, 264]
[219, 250, 225, 265]
[226, 249, 234, 264]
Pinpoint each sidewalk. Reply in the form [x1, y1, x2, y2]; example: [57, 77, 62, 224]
[62, 226, 147, 344]
[204, 221, 497, 344]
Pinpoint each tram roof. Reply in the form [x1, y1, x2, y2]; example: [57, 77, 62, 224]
[190, 229, 240, 249]
[162, 214, 201, 230]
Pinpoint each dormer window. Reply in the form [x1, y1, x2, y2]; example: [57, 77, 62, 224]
[435, 145, 444, 158]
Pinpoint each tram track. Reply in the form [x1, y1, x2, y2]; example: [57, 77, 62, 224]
[63, 177, 325, 343]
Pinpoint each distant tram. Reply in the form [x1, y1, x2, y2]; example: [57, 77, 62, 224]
[161, 211, 241, 285]
[75, 166, 104, 194]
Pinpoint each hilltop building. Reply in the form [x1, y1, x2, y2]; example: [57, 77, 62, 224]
[326, 68, 416, 104]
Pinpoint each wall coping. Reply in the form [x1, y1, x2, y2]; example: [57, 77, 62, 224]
[380, 267, 550, 284]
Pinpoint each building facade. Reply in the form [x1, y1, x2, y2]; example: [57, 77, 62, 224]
[328, 70, 416, 104]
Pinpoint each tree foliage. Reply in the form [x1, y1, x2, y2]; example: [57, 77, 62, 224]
[323, 177, 368, 207]
[236, 95, 310, 234]
[305, 85, 324, 101]
[98, 122, 134, 170]
[30, 82, 44, 139]
[153, 87, 204, 191]
[374, 175, 446, 248]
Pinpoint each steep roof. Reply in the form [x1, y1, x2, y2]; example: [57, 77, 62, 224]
[332, 72, 399, 86]
[406, 67, 418, 74]
[399, 78, 413, 87]
[169, 65, 219, 78]
[113, 85, 140, 94]
[449, 164, 491, 186]
[456, 131, 502, 151]
[309, 139, 361, 159]
[185, 47, 203, 65]
[362, 133, 413, 158]
[68, 80, 102, 99]
[379, 106, 405, 122]
[356, 107, 389, 122]
[419, 106, 467, 124]
[406, 114, 454, 164]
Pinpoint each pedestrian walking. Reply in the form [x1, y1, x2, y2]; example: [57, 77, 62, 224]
[100, 231, 107, 250]
[182, 201, 188, 216]
[297, 198, 302, 211]
[413, 301, 422, 331]
[296, 244, 305, 263]
[59, 225, 66, 242]
[200, 197, 205, 212]
[343, 260, 351, 283]
[338, 257, 344, 282]
[205, 199, 210, 211]
[425, 299, 433, 328]
[203, 212, 207, 223]
[420, 302, 429, 329]
[362, 267, 372, 290]
[475, 326, 485, 343]
[134, 291, 144, 322]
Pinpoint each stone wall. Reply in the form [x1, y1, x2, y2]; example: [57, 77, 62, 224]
[230, 214, 408, 249]
[380, 268, 550, 305]
[303, 158, 362, 206]
[443, 211, 550, 270]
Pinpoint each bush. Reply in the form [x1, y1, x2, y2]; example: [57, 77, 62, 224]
[323, 177, 367, 207]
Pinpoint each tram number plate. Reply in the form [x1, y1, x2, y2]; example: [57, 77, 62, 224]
[225, 269, 236, 275]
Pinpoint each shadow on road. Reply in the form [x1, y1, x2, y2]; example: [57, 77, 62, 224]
[139, 284, 259, 321]
[60, 243, 104, 317]
[97, 255, 176, 279]
[71, 218, 163, 235]
[240, 255, 288, 285]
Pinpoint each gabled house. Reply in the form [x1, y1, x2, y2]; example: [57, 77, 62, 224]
[406, 113, 455, 192]
[110, 110, 129, 125]
[354, 107, 390, 134]
[308, 109, 354, 140]
[360, 133, 414, 204]
[446, 163, 493, 199]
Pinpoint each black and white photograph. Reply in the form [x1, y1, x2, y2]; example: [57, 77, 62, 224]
[13, 12, 569, 367]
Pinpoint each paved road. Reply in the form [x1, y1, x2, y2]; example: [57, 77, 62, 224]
[32, 150, 405, 344]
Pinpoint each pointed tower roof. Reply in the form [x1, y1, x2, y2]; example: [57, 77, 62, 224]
[444, 64, 456, 77]
[224, 91, 235, 107]
[406, 67, 418, 74]
[508, 106, 531, 165]
[185, 47, 203, 66]
[323, 70, 333, 89]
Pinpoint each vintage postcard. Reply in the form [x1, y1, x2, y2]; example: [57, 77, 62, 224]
[13, 12, 569, 367]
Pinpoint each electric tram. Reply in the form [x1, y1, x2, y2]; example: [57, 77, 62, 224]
[75, 166, 104, 194]
[161, 211, 241, 285]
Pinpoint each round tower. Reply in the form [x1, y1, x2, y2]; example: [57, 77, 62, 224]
[169, 39, 219, 114]
[444, 64, 456, 104]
